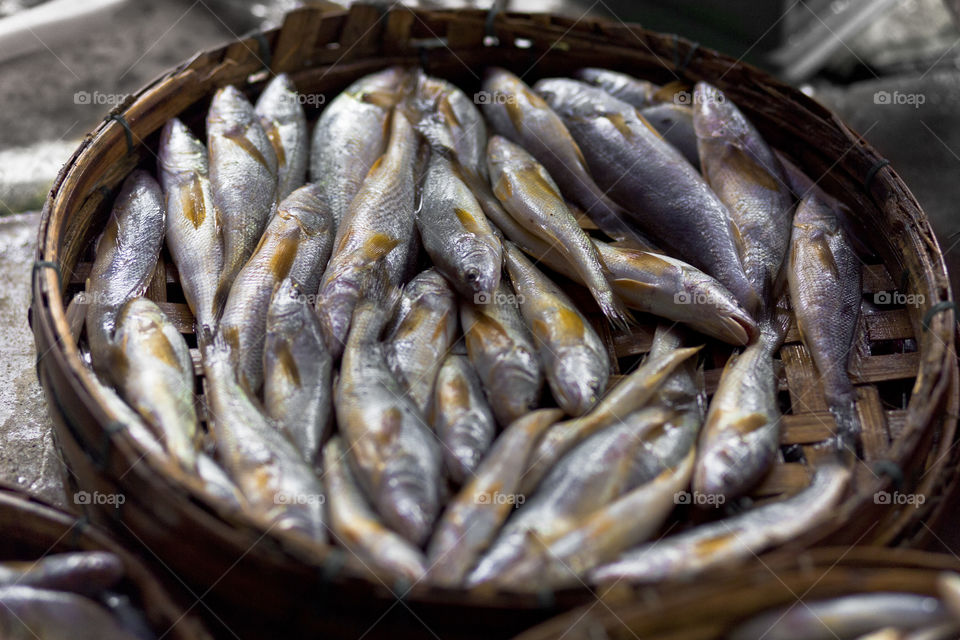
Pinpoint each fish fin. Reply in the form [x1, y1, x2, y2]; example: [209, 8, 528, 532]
[728, 217, 747, 260]
[728, 412, 770, 435]
[361, 232, 401, 261]
[597, 291, 635, 332]
[811, 231, 840, 280]
[610, 278, 656, 299]
[722, 145, 781, 191]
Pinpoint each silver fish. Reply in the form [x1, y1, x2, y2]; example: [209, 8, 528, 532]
[310, 66, 410, 230]
[413, 72, 488, 179]
[694, 82, 794, 309]
[0, 586, 139, 640]
[488, 135, 632, 329]
[0, 552, 124, 597]
[158, 118, 223, 341]
[693, 304, 791, 500]
[386, 269, 459, 416]
[521, 342, 701, 494]
[112, 298, 200, 470]
[426, 408, 563, 588]
[788, 182, 862, 451]
[316, 110, 419, 359]
[480, 67, 644, 243]
[219, 183, 333, 393]
[589, 463, 850, 584]
[255, 73, 308, 200]
[263, 278, 333, 465]
[335, 293, 443, 545]
[536, 77, 759, 314]
[639, 103, 699, 169]
[202, 335, 327, 542]
[504, 242, 609, 416]
[575, 67, 659, 109]
[485, 449, 696, 590]
[461, 279, 544, 427]
[728, 593, 948, 640]
[416, 132, 501, 299]
[85, 170, 165, 380]
[472, 181, 756, 345]
[467, 407, 674, 588]
[323, 436, 428, 582]
[196, 452, 246, 510]
[207, 84, 278, 298]
[430, 354, 497, 484]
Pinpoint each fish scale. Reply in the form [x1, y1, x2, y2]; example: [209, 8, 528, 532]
[158, 118, 223, 343]
[316, 110, 420, 359]
[535, 77, 760, 316]
[208, 85, 279, 300]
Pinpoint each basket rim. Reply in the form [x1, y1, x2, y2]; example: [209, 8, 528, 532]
[29, 1, 960, 606]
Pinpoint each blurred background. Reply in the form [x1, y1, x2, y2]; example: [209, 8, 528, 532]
[0, 0, 958, 537]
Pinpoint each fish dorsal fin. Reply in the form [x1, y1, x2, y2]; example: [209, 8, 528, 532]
[810, 230, 840, 280]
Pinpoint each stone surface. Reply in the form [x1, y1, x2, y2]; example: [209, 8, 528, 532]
[0, 211, 68, 509]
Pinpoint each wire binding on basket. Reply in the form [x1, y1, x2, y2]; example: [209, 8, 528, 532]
[67, 513, 90, 549]
[106, 113, 135, 155]
[864, 158, 891, 193]
[923, 301, 957, 331]
[251, 31, 272, 71]
[672, 35, 700, 75]
[872, 459, 904, 489]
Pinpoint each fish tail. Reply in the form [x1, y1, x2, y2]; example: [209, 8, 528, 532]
[597, 289, 634, 332]
[829, 397, 861, 459]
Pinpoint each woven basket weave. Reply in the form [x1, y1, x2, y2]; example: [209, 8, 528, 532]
[30, 3, 959, 637]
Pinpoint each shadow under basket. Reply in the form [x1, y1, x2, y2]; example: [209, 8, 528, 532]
[30, 3, 960, 639]
[0, 485, 210, 639]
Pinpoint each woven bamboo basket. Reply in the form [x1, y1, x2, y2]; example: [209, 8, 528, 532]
[0, 484, 210, 639]
[30, 2, 959, 638]
[515, 547, 960, 639]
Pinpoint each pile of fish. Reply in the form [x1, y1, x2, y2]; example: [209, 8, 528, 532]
[0, 552, 154, 639]
[81, 65, 866, 590]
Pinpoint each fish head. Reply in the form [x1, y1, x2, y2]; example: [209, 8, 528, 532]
[677, 266, 759, 345]
[454, 237, 502, 296]
[553, 347, 607, 416]
[693, 427, 773, 500]
[256, 73, 301, 123]
[158, 118, 207, 178]
[692, 82, 749, 144]
[267, 277, 309, 324]
[276, 183, 332, 237]
[207, 85, 258, 133]
[346, 66, 410, 108]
